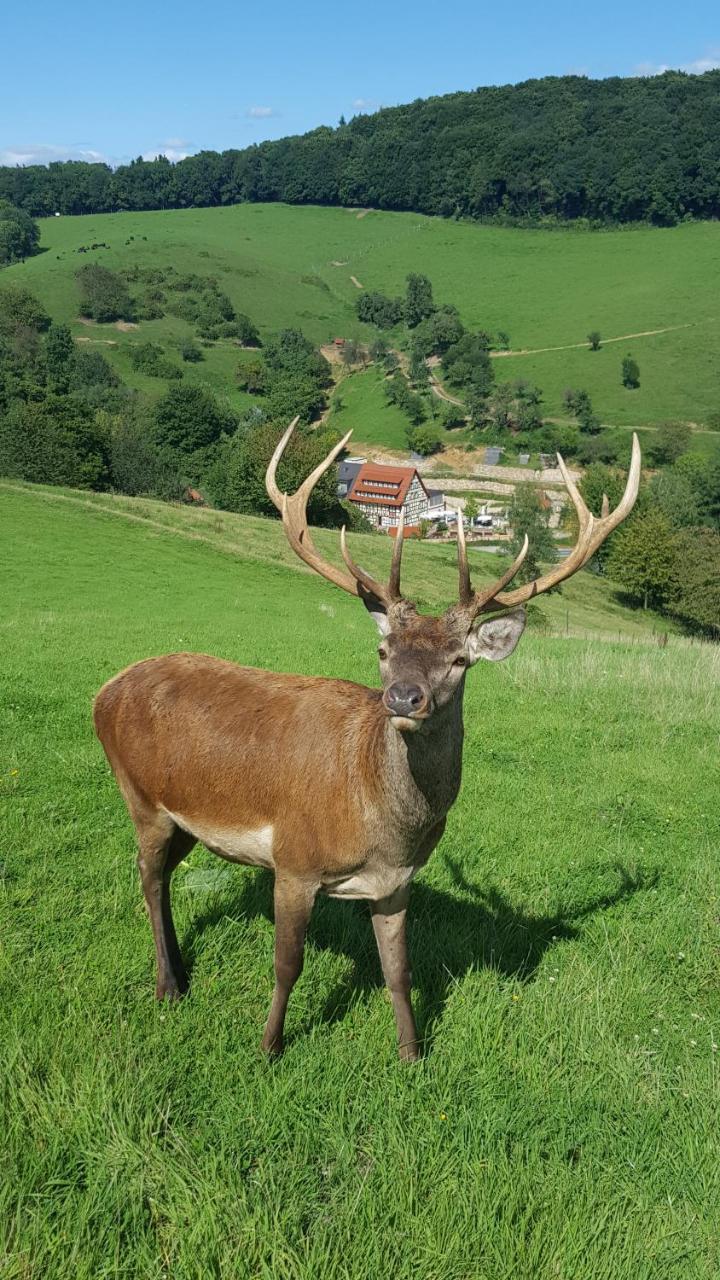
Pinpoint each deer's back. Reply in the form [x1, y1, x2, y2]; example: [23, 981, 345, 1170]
[94, 653, 393, 878]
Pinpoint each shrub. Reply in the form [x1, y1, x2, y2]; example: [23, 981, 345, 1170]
[406, 424, 441, 455]
[622, 354, 640, 389]
[153, 384, 237, 453]
[0, 285, 50, 337]
[356, 291, 404, 328]
[176, 337, 204, 363]
[76, 264, 135, 323]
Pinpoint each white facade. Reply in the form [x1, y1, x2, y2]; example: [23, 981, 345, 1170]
[351, 473, 430, 529]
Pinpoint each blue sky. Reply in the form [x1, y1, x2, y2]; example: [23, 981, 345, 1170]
[2, 0, 718, 167]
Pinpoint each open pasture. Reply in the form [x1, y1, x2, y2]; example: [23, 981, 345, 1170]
[2, 204, 720, 430]
[1, 483, 719, 1278]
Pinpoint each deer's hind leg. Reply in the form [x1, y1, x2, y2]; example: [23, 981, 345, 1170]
[118, 774, 196, 999]
[139, 820, 197, 1000]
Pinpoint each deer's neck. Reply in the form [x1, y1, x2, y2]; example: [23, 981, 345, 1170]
[382, 683, 465, 832]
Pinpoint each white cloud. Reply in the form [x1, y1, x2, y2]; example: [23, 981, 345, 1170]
[634, 48, 720, 76]
[247, 106, 276, 119]
[0, 143, 110, 166]
[682, 52, 720, 73]
[142, 146, 191, 162]
[352, 97, 378, 112]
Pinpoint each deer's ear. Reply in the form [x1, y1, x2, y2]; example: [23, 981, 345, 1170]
[465, 608, 526, 664]
[363, 601, 392, 636]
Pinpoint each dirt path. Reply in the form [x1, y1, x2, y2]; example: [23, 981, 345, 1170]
[350, 275, 363, 289]
[491, 322, 696, 359]
[428, 373, 466, 409]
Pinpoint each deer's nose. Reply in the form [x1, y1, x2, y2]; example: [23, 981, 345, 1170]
[384, 682, 427, 718]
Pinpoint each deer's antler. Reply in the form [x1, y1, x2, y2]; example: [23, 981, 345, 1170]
[455, 433, 641, 618]
[266, 418, 407, 609]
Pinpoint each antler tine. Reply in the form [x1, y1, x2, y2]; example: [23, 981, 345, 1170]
[266, 416, 301, 512]
[478, 433, 641, 613]
[266, 418, 361, 598]
[458, 528, 530, 616]
[456, 507, 472, 605]
[340, 514, 405, 607]
[388, 507, 405, 599]
[456, 505, 531, 610]
[266, 416, 407, 607]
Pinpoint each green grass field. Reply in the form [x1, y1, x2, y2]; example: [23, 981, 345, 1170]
[2, 483, 719, 1278]
[2, 203, 720, 433]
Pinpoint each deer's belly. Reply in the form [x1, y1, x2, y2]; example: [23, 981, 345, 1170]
[166, 811, 275, 869]
[322, 863, 417, 902]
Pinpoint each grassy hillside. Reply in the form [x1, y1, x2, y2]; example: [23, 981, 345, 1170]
[3, 204, 720, 434]
[2, 484, 719, 1276]
[0, 478, 676, 640]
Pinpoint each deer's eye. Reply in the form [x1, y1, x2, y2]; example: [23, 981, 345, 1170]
[378, 647, 388, 661]
[453, 655, 467, 668]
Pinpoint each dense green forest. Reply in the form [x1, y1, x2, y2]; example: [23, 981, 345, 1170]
[2, 72, 720, 225]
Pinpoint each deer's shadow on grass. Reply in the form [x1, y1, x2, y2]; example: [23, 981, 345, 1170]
[181, 858, 658, 1051]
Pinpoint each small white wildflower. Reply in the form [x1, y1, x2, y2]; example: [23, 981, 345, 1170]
[548, 976, 556, 983]
[690, 1039, 697, 1047]
[652, 1027, 659, 1036]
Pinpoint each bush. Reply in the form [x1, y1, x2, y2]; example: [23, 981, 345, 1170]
[356, 291, 404, 328]
[622, 354, 640, 389]
[0, 286, 50, 338]
[648, 421, 692, 466]
[576, 431, 623, 465]
[108, 413, 186, 499]
[0, 395, 110, 488]
[71, 349, 120, 390]
[153, 384, 237, 453]
[129, 342, 182, 380]
[235, 313, 261, 346]
[76, 264, 135, 323]
[176, 337, 204, 363]
[207, 422, 344, 523]
[236, 357, 267, 394]
[441, 403, 466, 430]
[406, 424, 441, 455]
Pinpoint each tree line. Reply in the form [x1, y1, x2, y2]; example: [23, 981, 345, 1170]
[2, 72, 720, 225]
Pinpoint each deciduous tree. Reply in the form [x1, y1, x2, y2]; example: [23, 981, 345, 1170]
[622, 354, 640, 389]
[606, 509, 676, 608]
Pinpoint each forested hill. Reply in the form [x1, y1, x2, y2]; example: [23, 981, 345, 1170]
[3, 71, 720, 226]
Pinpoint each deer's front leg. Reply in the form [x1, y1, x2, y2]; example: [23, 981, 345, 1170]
[261, 874, 317, 1057]
[371, 888, 419, 1061]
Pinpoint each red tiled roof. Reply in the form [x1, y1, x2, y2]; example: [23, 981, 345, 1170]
[346, 463, 429, 509]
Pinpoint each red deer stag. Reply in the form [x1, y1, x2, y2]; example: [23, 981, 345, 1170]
[94, 421, 640, 1059]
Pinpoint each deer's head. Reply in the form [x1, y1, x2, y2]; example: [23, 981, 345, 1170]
[267, 420, 640, 733]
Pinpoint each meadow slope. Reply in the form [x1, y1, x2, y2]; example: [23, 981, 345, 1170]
[2, 204, 720, 431]
[1, 485, 719, 1278]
